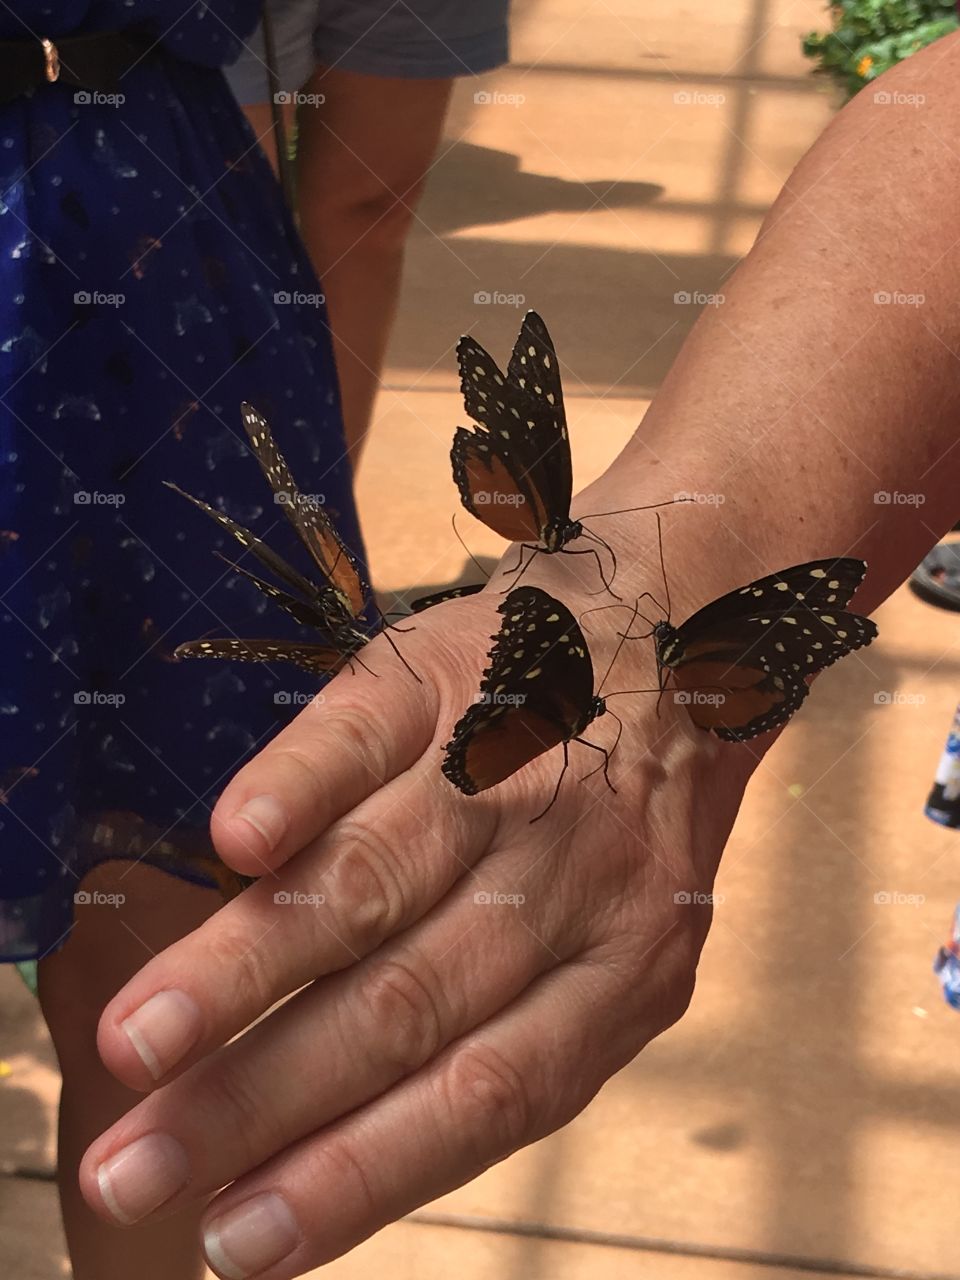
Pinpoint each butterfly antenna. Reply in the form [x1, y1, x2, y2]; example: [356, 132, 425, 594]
[606, 675, 728, 701]
[451, 513, 491, 582]
[577, 495, 694, 520]
[579, 597, 658, 634]
[656, 511, 671, 623]
[596, 595, 642, 697]
[602, 686, 663, 698]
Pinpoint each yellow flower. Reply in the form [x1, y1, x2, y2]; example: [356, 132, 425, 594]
[857, 55, 874, 77]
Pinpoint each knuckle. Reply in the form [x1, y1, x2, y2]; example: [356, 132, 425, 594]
[265, 743, 331, 801]
[324, 823, 408, 952]
[190, 1058, 279, 1166]
[202, 919, 278, 1013]
[360, 954, 445, 1077]
[438, 1042, 533, 1165]
[315, 1135, 378, 1226]
[312, 708, 389, 785]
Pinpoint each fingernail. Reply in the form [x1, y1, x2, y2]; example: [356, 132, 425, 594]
[233, 794, 288, 854]
[121, 989, 202, 1080]
[97, 1133, 190, 1225]
[204, 1193, 300, 1279]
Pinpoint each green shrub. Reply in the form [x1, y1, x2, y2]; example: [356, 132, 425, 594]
[803, 1, 958, 97]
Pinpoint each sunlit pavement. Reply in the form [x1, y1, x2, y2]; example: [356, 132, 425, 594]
[6, 3, 960, 1277]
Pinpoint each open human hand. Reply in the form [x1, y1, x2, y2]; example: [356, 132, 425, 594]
[79, 564, 751, 1280]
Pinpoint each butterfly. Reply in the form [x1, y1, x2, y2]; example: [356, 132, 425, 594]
[166, 403, 414, 678]
[442, 585, 629, 818]
[452, 311, 680, 594]
[648, 556, 877, 741]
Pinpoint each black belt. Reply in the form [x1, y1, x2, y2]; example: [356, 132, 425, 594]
[0, 29, 155, 105]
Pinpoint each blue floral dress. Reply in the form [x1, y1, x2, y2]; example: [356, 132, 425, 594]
[0, 2, 363, 959]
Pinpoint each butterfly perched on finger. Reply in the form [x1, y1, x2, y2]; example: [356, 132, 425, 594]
[644, 553, 878, 741]
[166, 403, 417, 679]
[452, 311, 683, 594]
[442, 585, 633, 819]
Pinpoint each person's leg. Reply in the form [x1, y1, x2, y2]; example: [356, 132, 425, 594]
[293, 68, 453, 461]
[38, 860, 219, 1280]
[241, 101, 296, 178]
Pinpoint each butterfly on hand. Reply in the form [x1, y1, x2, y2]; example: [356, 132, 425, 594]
[651, 557, 877, 741]
[166, 402, 373, 676]
[452, 311, 679, 595]
[442, 585, 618, 818]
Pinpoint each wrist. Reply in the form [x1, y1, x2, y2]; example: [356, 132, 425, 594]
[484, 532, 763, 797]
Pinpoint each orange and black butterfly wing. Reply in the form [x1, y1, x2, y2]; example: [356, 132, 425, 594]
[442, 586, 597, 794]
[666, 641, 811, 741]
[213, 554, 344, 631]
[173, 637, 352, 675]
[453, 313, 573, 543]
[675, 606, 877, 683]
[679, 559, 869, 638]
[443, 701, 570, 794]
[505, 311, 573, 519]
[662, 559, 877, 741]
[410, 583, 486, 612]
[451, 425, 546, 542]
[165, 481, 318, 603]
[240, 403, 367, 618]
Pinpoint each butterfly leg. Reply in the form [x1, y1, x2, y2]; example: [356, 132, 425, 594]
[575, 736, 618, 794]
[529, 741, 570, 824]
[655, 661, 667, 719]
[559, 545, 622, 601]
[351, 651, 380, 678]
[575, 527, 622, 600]
[373, 606, 416, 635]
[378, 624, 423, 684]
[502, 542, 531, 577]
[501, 544, 542, 592]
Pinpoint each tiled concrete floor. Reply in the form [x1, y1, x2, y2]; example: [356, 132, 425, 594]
[7, 1, 960, 1277]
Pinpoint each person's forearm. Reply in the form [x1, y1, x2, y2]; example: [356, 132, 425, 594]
[576, 31, 960, 620]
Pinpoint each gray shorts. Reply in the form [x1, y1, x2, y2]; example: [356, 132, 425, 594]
[226, 0, 510, 104]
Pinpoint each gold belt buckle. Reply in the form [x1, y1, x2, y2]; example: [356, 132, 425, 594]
[41, 38, 61, 84]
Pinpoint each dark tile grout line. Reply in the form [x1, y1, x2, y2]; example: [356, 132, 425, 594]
[508, 61, 826, 93]
[407, 1210, 960, 1280]
[2, 1170, 952, 1277]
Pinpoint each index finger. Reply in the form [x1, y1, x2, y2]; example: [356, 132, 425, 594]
[211, 642, 438, 876]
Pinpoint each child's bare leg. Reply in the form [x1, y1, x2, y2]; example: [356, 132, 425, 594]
[38, 860, 219, 1280]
